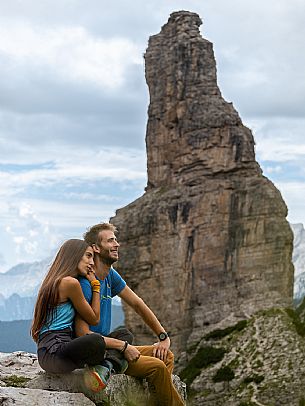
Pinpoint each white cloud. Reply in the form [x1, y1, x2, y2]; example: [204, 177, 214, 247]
[243, 117, 305, 163]
[0, 0, 304, 270]
[276, 181, 305, 225]
[0, 147, 146, 198]
[3, 202, 61, 266]
[263, 165, 283, 175]
[0, 23, 142, 89]
[0, 252, 5, 267]
[257, 139, 305, 163]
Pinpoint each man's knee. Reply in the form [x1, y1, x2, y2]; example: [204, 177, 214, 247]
[166, 350, 174, 364]
[147, 357, 169, 379]
[109, 327, 133, 344]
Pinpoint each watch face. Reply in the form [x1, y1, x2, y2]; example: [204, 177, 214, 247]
[159, 332, 167, 341]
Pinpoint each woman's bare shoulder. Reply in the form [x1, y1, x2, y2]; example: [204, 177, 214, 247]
[60, 276, 80, 287]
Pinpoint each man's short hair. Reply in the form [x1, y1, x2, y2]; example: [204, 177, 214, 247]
[83, 223, 117, 246]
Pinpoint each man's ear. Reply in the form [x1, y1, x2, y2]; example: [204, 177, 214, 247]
[92, 244, 100, 253]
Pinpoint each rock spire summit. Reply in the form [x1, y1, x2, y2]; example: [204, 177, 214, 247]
[145, 11, 261, 189]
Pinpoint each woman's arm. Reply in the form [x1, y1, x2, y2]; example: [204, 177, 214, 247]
[59, 276, 100, 325]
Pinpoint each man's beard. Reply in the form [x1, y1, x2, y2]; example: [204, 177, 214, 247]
[97, 251, 117, 266]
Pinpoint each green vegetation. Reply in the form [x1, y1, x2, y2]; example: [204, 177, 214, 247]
[296, 296, 305, 317]
[299, 397, 305, 406]
[228, 357, 240, 369]
[285, 308, 305, 336]
[186, 339, 201, 354]
[212, 366, 235, 382]
[204, 320, 247, 340]
[243, 374, 264, 385]
[180, 345, 226, 386]
[2, 375, 31, 387]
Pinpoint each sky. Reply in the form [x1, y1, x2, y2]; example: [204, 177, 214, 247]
[0, 0, 304, 271]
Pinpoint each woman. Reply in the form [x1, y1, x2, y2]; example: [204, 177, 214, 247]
[31, 239, 109, 392]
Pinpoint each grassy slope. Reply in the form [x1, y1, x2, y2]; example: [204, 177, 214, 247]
[180, 308, 305, 406]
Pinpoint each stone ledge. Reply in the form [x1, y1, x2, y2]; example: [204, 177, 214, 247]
[27, 369, 187, 405]
[0, 386, 94, 405]
[0, 351, 186, 405]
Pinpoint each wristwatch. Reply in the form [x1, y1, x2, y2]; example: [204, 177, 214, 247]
[158, 332, 169, 341]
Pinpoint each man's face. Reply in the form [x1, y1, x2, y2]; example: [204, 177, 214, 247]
[96, 230, 120, 266]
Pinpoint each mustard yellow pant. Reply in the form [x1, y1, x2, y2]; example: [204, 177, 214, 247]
[125, 345, 185, 406]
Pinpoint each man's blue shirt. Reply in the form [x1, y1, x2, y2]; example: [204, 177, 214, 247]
[79, 267, 126, 336]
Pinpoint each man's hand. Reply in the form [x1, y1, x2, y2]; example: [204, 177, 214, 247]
[124, 344, 141, 363]
[152, 337, 170, 361]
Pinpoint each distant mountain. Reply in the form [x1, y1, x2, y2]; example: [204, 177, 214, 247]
[0, 305, 124, 353]
[0, 258, 51, 321]
[0, 320, 36, 353]
[0, 294, 36, 321]
[0, 257, 51, 299]
[0, 257, 123, 321]
[291, 223, 305, 303]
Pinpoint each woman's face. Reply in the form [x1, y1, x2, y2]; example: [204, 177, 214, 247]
[77, 246, 94, 276]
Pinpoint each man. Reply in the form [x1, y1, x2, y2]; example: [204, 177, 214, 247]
[75, 222, 184, 406]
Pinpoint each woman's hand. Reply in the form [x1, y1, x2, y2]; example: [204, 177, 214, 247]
[123, 344, 141, 363]
[78, 266, 97, 282]
[84, 268, 97, 282]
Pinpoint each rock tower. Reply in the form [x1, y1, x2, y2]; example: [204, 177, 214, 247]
[111, 11, 294, 353]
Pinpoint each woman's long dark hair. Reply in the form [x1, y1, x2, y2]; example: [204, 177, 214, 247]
[31, 239, 89, 342]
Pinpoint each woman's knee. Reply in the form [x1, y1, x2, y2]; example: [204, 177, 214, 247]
[87, 333, 106, 351]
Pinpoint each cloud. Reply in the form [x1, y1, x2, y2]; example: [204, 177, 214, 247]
[0, 22, 142, 89]
[0, 252, 5, 268]
[4, 202, 61, 262]
[0, 146, 146, 196]
[263, 165, 283, 175]
[276, 181, 305, 225]
[0, 0, 304, 271]
[205, 0, 305, 119]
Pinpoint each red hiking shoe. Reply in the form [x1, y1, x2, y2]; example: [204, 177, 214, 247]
[83, 364, 111, 393]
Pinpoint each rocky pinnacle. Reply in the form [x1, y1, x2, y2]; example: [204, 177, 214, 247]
[111, 11, 294, 355]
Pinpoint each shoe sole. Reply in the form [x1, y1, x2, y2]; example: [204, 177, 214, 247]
[84, 370, 107, 392]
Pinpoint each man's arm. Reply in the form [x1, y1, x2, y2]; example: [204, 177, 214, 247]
[119, 285, 170, 361]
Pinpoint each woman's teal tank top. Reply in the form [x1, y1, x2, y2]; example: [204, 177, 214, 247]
[40, 301, 75, 335]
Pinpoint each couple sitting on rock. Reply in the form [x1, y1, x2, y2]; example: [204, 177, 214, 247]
[31, 222, 184, 406]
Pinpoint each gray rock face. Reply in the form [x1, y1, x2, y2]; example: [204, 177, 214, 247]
[111, 11, 294, 355]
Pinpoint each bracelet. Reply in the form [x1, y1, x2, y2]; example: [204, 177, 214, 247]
[90, 280, 100, 288]
[92, 289, 100, 293]
[120, 341, 128, 353]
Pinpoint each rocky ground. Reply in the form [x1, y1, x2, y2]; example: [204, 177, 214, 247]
[176, 307, 305, 406]
[0, 351, 186, 405]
